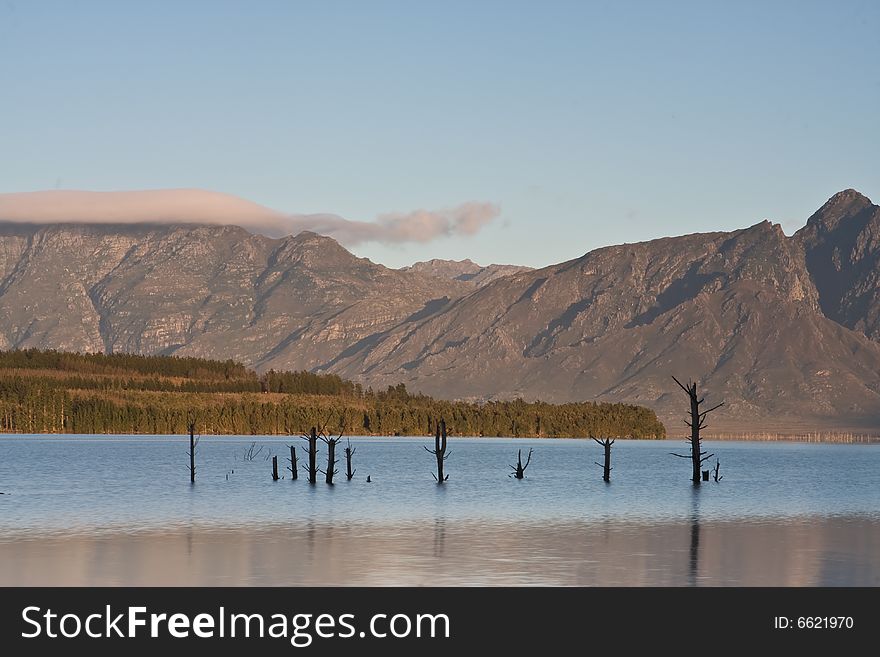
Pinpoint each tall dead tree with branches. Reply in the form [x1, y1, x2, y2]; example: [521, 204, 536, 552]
[425, 418, 450, 482]
[344, 439, 357, 481]
[592, 437, 614, 482]
[509, 448, 533, 479]
[320, 431, 343, 484]
[187, 421, 198, 483]
[302, 427, 319, 484]
[671, 376, 723, 485]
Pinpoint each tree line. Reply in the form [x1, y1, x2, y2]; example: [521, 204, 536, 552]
[0, 349, 666, 438]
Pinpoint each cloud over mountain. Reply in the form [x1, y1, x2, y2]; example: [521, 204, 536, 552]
[0, 189, 500, 245]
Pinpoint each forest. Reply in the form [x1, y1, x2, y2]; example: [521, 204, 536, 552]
[0, 348, 666, 438]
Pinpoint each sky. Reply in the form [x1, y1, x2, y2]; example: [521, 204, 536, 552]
[0, 0, 878, 268]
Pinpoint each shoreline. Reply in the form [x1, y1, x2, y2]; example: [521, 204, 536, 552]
[2, 431, 879, 443]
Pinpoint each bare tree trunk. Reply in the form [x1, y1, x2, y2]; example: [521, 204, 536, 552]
[604, 442, 611, 481]
[689, 392, 701, 484]
[272, 455, 279, 481]
[302, 427, 319, 483]
[187, 421, 197, 483]
[325, 440, 337, 484]
[592, 437, 614, 482]
[288, 445, 298, 480]
[425, 418, 450, 482]
[319, 431, 342, 484]
[344, 440, 356, 481]
[436, 420, 446, 481]
[510, 448, 533, 479]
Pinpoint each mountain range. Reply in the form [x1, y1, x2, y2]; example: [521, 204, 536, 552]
[2, 189, 880, 434]
[400, 259, 533, 287]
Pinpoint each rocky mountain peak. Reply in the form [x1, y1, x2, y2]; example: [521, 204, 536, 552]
[805, 189, 873, 232]
[272, 230, 367, 270]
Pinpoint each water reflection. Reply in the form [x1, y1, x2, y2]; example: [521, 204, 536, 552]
[434, 517, 446, 559]
[2, 515, 878, 586]
[689, 486, 700, 587]
[3, 437, 880, 585]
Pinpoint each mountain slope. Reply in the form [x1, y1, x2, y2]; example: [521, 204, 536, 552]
[3, 190, 880, 433]
[0, 223, 466, 370]
[326, 204, 880, 432]
[401, 258, 533, 287]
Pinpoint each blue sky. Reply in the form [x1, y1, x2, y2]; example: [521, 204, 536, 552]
[1, 0, 878, 268]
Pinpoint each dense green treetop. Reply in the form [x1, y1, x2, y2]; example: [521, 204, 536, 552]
[0, 348, 666, 438]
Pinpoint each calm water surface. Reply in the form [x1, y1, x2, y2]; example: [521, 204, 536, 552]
[0, 436, 878, 585]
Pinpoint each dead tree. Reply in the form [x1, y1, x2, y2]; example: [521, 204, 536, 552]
[424, 418, 450, 482]
[187, 421, 199, 483]
[319, 431, 343, 484]
[713, 459, 722, 482]
[592, 437, 614, 482]
[301, 427, 319, 484]
[344, 439, 357, 481]
[671, 376, 723, 485]
[242, 442, 265, 461]
[287, 445, 298, 480]
[271, 455, 279, 481]
[509, 448, 533, 479]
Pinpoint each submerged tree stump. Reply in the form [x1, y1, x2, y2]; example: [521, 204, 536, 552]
[187, 421, 198, 484]
[321, 433, 342, 484]
[272, 455, 279, 481]
[592, 437, 614, 482]
[509, 448, 533, 479]
[287, 445, 298, 480]
[344, 439, 357, 481]
[302, 427, 319, 484]
[424, 418, 450, 482]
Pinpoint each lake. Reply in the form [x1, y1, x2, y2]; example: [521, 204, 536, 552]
[0, 435, 878, 586]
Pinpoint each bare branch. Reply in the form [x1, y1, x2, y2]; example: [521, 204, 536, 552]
[671, 375, 690, 395]
[700, 402, 724, 415]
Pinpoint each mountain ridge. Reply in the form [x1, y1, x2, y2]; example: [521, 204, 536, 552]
[400, 258, 533, 287]
[1, 189, 879, 433]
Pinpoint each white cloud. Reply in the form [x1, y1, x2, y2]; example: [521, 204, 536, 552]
[0, 189, 500, 245]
